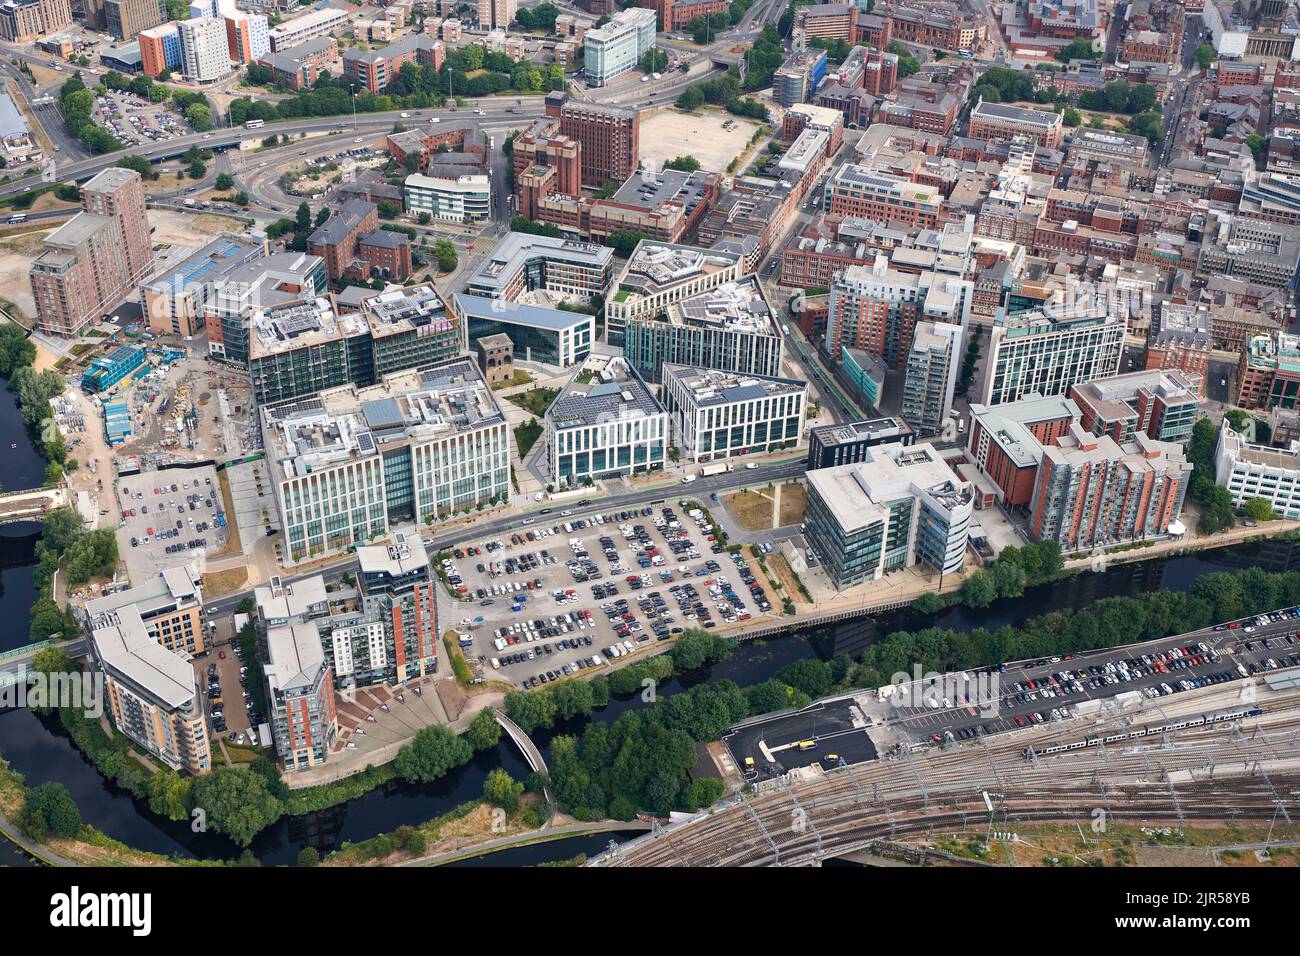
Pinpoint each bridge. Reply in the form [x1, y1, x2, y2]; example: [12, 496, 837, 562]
[0, 485, 67, 526]
[494, 710, 556, 818]
[0, 639, 86, 687]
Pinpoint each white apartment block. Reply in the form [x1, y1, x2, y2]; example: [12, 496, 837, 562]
[662, 363, 808, 464]
[179, 16, 234, 82]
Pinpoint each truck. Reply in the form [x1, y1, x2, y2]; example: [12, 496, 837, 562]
[699, 462, 734, 477]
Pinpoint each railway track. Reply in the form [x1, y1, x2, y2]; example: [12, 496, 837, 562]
[592, 686, 1300, 866]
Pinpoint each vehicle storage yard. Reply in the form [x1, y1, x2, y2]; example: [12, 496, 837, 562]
[115, 464, 227, 580]
[725, 608, 1300, 780]
[441, 501, 775, 688]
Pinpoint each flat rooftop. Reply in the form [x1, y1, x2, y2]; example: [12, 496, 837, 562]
[617, 241, 741, 297]
[362, 283, 455, 340]
[662, 363, 805, 407]
[665, 276, 777, 337]
[812, 417, 913, 448]
[547, 354, 663, 430]
[143, 234, 263, 294]
[263, 358, 503, 477]
[469, 232, 612, 296]
[970, 394, 1079, 468]
[357, 532, 430, 577]
[612, 169, 713, 213]
[250, 296, 368, 361]
[807, 443, 971, 533]
[90, 604, 195, 710]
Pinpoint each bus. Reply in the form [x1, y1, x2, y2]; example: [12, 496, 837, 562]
[243, 119, 265, 129]
[797, 740, 817, 751]
[5, 214, 26, 224]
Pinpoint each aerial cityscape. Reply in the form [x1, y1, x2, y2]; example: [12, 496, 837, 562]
[0, 0, 1295, 900]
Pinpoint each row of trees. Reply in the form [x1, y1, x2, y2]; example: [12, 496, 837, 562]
[674, 72, 770, 122]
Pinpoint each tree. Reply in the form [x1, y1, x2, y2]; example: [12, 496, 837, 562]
[1195, 44, 1214, 69]
[377, 199, 401, 220]
[779, 659, 832, 698]
[641, 48, 669, 74]
[960, 570, 998, 609]
[188, 157, 207, 179]
[0, 323, 35, 377]
[393, 725, 473, 783]
[662, 155, 701, 173]
[215, 172, 234, 191]
[147, 769, 193, 821]
[483, 768, 523, 812]
[295, 201, 312, 233]
[189, 766, 283, 847]
[1244, 497, 1276, 521]
[296, 846, 320, 867]
[19, 782, 82, 841]
[1055, 37, 1099, 62]
[465, 707, 501, 750]
[1128, 111, 1165, 143]
[185, 102, 213, 132]
[114, 154, 156, 181]
[1062, 107, 1082, 127]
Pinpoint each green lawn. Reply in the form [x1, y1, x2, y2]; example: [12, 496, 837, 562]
[514, 418, 543, 458]
[507, 387, 558, 417]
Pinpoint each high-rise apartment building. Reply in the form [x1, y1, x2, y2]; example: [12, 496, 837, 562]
[256, 576, 338, 772]
[900, 319, 963, 437]
[0, 0, 71, 41]
[139, 21, 183, 78]
[826, 257, 971, 366]
[180, 16, 233, 82]
[104, 0, 165, 40]
[1068, 369, 1201, 446]
[476, 0, 515, 29]
[30, 168, 151, 338]
[544, 92, 639, 188]
[981, 301, 1126, 407]
[224, 10, 269, 63]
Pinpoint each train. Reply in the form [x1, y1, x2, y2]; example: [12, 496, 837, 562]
[1022, 707, 1264, 759]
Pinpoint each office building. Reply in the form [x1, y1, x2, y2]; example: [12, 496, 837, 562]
[605, 240, 745, 345]
[969, 100, 1064, 149]
[1028, 422, 1191, 550]
[806, 417, 915, 471]
[256, 576, 337, 771]
[1215, 420, 1300, 519]
[453, 293, 594, 367]
[662, 364, 807, 463]
[138, 21, 182, 78]
[224, 9, 269, 63]
[89, 602, 211, 774]
[203, 251, 328, 366]
[1237, 331, 1300, 411]
[623, 276, 783, 384]
[774, 47, 829, 107]
[0, 0, 70, 41]
[981, 301, 1126, 406]
[826, 258, 971, 367]
[249, 297, 368, 405]
[104, 0, 165, 41]
[267, 6, 346, 51]
[343, 33, 443, 93]
[263, 359, 509, 564]
[465, 232, 613, 303]
[179, 16, 233, 82]
[403, 172, 491, 222]
[362, 283, 463, 379]
[900, 320, 963, 437]
[583, 6, 656, 87]
[545, 354, 667, 485]
[141, 233, 263, 337]
[30, 168, 151, 338]
[1146, 302, 1212, 388]
[308, 198, 411, 282]
[804, 443, 973, 588]
[1068, 369, 1201, 445]
[824, 165, 943, 228]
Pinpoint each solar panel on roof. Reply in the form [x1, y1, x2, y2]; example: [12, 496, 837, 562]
[362, 398, 404, 430]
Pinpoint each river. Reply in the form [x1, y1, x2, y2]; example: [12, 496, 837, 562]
[0, 381, 1289, 865]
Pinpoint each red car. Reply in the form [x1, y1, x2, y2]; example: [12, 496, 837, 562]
[218, 650, 226, 659]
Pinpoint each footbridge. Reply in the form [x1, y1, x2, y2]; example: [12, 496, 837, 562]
[494, 710, 556, 817]
[0, 485, 68, 526]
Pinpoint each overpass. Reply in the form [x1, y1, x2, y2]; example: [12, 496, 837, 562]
[0, 485, 67, 526]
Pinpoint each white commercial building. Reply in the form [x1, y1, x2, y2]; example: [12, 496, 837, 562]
[606, 240, 746, 345]
[804, 443, 973, 588]
[1215, 420, 1300, 519]
[583, 6, 656, 87]
[179, 16, 234, 83]
[404, 172, 491, 222]
[267, 6, 348, 52]
[545, 354, 668, 485]
[662, 363, 808, 464]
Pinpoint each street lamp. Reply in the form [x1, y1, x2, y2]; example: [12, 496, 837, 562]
[350, 83, 357, 132]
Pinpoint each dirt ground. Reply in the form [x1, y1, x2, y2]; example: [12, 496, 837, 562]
[778, 482, 807, 526]
[0, 226, 55, 321]
[638, 107, 763, 175]
[726, 488, 774, 531]
[147, 208, 249, 247]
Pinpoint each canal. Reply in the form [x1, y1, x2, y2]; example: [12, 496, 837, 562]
[0, 380, 1293, 864]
